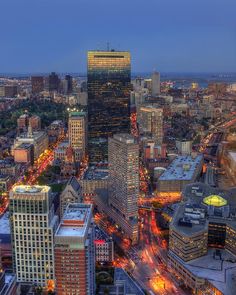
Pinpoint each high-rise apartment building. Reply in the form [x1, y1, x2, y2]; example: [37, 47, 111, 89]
[49, 72, 60, 92]
[9, 185, 58, 288]
[139, 105, 163, 145]
[87, 50, 131, 162]
[108, 133, 139, 242]
[151, 71, 160, 96]
[65, 74, 73, 94]
[31, 76, 44, 94]
[68, 111, 87, 159]
[54, 203, 95, 295]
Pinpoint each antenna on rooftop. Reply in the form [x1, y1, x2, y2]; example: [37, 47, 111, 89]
[107, 42, 110, 51]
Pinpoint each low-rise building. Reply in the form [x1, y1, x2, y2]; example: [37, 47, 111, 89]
[168, 183, 236, 295]
[12, 129, 48, 160]
[60, 176, 82, 218]
[0, 272, 17, 295]
[98, 268, 145, 295]
[0, 160, 21, 178]
[0, 213, 12, 269]
[0, 175, 13, 192]
[47, 120, 65, 144]
[79, 165, 108, 201]
[95, 226, 114, 264]
[13, 143, 34, 165]
[157, 155, 203, 193]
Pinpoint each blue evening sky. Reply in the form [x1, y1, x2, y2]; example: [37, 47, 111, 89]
[1, 0, 236, 73]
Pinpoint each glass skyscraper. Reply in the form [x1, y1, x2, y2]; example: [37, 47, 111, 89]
[87, 50, 131, 162]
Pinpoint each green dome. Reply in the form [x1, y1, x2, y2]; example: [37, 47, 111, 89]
[203, 195, 227, 207]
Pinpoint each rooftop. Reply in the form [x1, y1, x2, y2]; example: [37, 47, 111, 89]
[169, 249, 236, 295]
[95, 225, 112, 242]
[69, 111, 86, 118]
[172, 183, 236, 236]
[140, 105, 163, 113]
[83, 166, 108, 180]
[0, 174, 11, 180]
[16, 130, 46, 140]
[159, 155, 203, 181]
[63, 207, 87, 221]
[15, 142, 33, 149]
[113, 133, 135, 144]
[56, 203, 92, 238]
[203, 195, 227, 207]
[98, 268, 145, 295]
[11, 185, 50, 195]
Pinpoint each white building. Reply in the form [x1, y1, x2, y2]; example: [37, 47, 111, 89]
[176, 140, 193, 155]
[9, 185, 58, 287]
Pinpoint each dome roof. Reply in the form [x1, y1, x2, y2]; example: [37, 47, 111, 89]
[203, 195, 227, 207]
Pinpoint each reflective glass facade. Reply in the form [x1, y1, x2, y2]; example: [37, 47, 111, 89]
[87, 50, 131, 162]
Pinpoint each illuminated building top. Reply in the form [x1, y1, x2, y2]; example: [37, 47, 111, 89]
[87, 50, 131, 162]
[12, 185, 50, 194]
[203, 195, 227, 207]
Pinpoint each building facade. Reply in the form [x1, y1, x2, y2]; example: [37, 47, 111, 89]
[9, 185, 58, 288]
[54, 203, 95, 295]
[31, 76, 44, 94]
[12, 129, 48, 160]
[68, 111, 87, 159]
[168, 183, 236, 295]
[138, 105, 163, 145]
[151, 71, 161, 96]
[48, 72, 60, 92]
[157, 155, 203, 193]
[108, 134, 139, 243]
[87, 50, 131, 162]
[95, 226, 114, 264]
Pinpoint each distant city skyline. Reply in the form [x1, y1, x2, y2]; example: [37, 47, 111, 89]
[1, 0, 236, 73]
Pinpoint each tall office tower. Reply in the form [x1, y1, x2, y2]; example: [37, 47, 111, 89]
[65, 74, 73, 94]
[151, 71, 161, 96]
[68, 111, 87, 159]
[139, 105, 163, 145]
[54, 203, 95, 295]
[31, 76, 44, 94]
[49, 72, 60, 92]
[9, 185, 58, 288]
[108, 134, 139, 243]
[87, 50, 131, 163]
